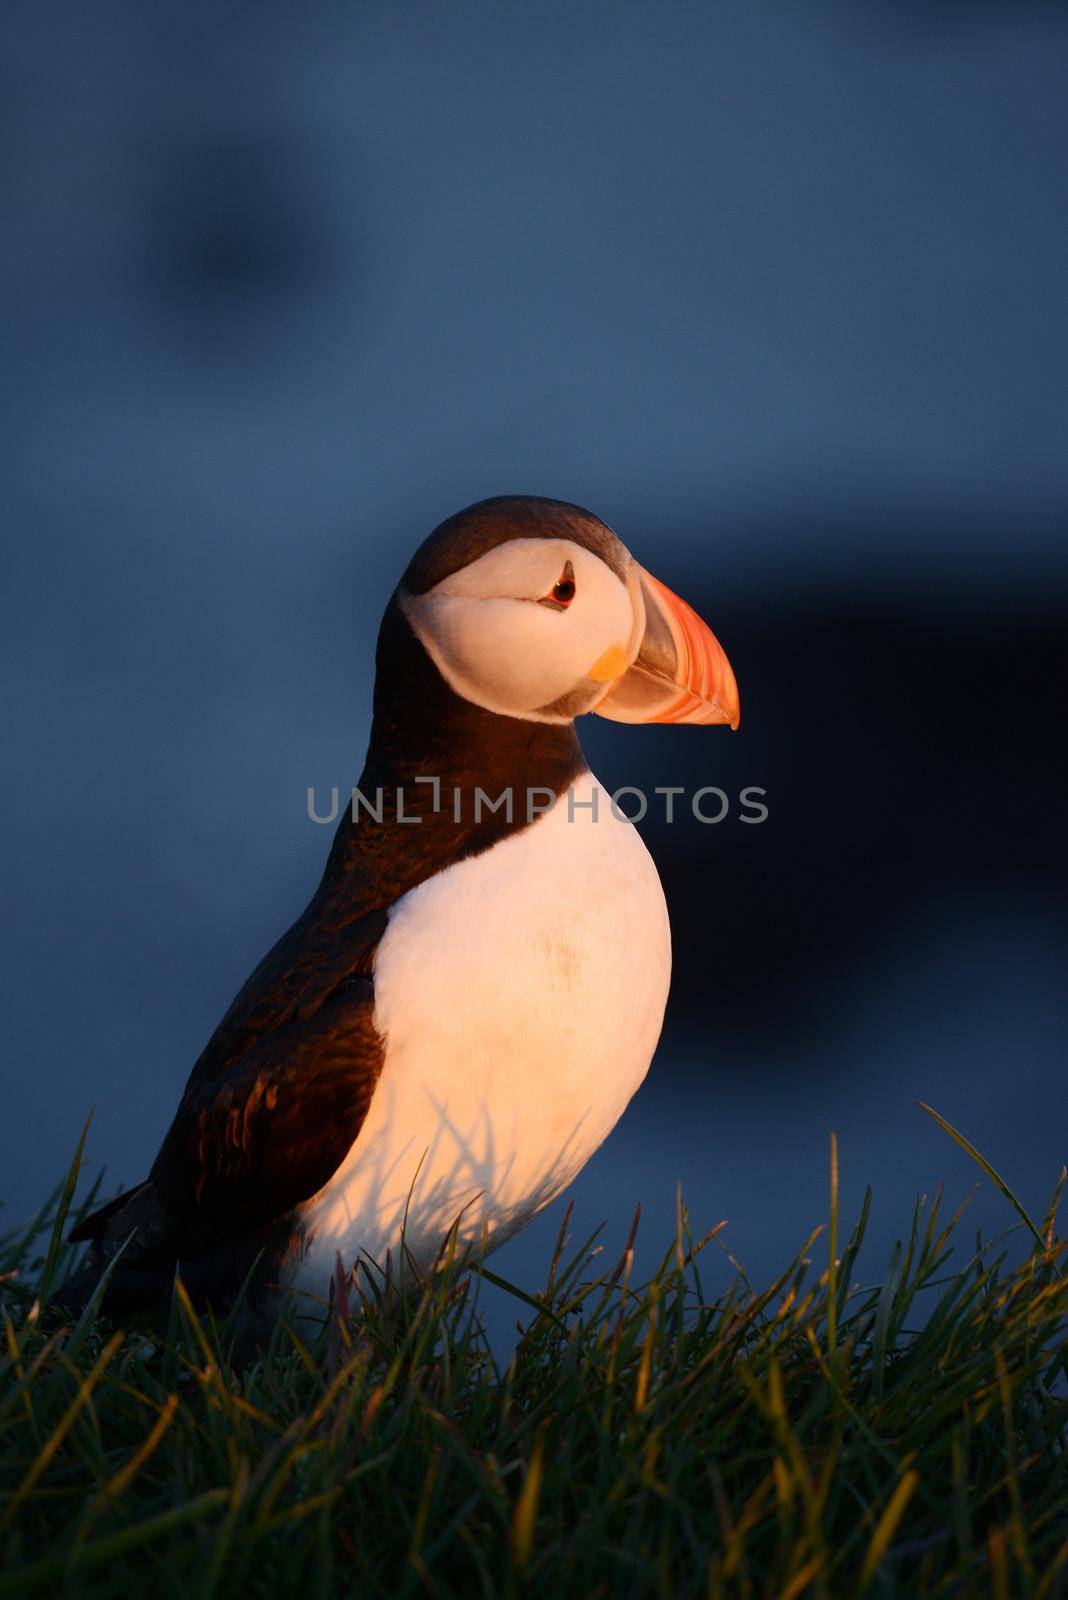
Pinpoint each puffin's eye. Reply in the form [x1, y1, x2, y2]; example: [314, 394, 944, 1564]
[538, 560, 576, 612]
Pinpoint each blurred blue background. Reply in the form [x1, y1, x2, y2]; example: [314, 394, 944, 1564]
[3, 1, 1066, 1316]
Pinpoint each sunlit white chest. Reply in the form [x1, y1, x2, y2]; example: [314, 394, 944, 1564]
[294, 771, 671, 1291]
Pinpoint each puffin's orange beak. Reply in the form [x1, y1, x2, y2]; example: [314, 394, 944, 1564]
[594, 562, 740, 729]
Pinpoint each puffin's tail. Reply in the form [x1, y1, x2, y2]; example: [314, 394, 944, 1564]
[50, 1184, 300, 1332]
[50, 1179, 172, 1320]
[67, 1181, 151, 1245]
[50, 1254, 177, 1319]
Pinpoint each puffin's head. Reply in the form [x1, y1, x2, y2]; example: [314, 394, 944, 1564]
[399, 496, 739, 728]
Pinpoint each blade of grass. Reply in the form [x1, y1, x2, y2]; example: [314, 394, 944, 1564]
[918, 1103, 1044, 1250]
[853, 1469, 919, 1596]
[828, 1131, 839, 1360]
[88, 1392, 179, 1510]
[34, 1112, 93, 1310]
[510, 1418, 548, 1573]
[472, 1263, 572, 1337]
[63, 1230, 135, 1365]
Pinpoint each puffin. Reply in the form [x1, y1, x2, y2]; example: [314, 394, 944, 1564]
[55, 497, 739, 1322]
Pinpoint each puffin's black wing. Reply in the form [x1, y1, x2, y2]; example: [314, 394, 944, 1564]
[60, 906, 388, 1314]
[151, 973, 382, 1226]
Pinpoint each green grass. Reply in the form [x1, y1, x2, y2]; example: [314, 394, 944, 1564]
[2, 1116, 1067, 1598]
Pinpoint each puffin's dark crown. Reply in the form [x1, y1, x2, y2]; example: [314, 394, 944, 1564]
[402, 495, 630, 595]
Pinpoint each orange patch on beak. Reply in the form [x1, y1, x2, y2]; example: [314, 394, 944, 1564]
[587, 643, 629, 682]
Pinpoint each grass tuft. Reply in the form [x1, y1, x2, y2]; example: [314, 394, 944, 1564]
[2, 1115, 1067, 1597]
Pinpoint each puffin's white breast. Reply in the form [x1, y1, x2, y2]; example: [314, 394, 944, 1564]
[294, 771, 671, 1291]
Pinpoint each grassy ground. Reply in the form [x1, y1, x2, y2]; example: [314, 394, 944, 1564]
[1, 1113, 1067, 1598]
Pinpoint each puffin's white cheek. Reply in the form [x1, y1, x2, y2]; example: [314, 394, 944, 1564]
[423, 597, 594, 711]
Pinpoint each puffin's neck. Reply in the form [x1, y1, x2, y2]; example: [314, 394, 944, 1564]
[320, 598, 586, 898]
